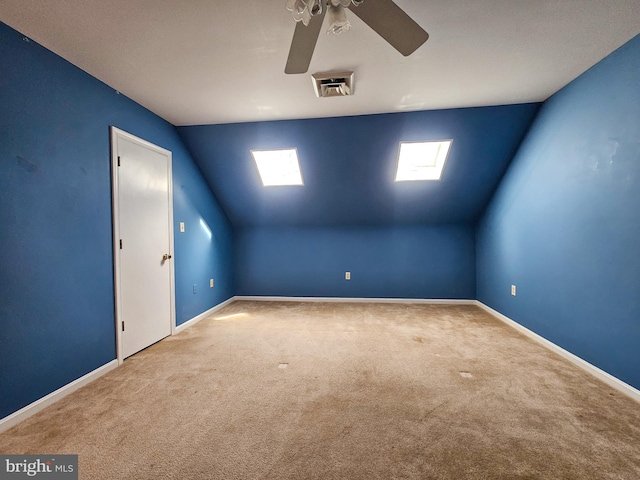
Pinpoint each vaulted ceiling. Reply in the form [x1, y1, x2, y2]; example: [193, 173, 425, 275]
[1, 1, 639, 125]
[178, 104, 539, 227]
[2, 2, 639, 227]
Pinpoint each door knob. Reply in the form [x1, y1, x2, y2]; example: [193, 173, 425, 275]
[162, 254, 172, 261]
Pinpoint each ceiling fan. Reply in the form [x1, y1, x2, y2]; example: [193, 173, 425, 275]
[284, 0, 429, 74]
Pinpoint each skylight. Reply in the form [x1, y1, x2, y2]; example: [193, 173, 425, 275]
[251, 148, 304, 187]
[395, 140, 452, 182]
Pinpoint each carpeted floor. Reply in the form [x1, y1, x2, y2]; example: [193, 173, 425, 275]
[1, 301, 639, 479]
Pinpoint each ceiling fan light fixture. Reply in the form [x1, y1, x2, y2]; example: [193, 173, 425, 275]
[284, 0, 428, 75]
[327, 3, 351, 35]
[286, 0, 323, 26]
[287, 0, 306, 15]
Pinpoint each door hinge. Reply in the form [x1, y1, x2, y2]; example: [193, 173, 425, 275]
[117, 156, 121, 167]
[122, 321, 125, 331]
[119, 239, 123, 250]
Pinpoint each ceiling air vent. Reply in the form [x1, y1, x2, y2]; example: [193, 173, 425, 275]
[312, 71, 354, 98]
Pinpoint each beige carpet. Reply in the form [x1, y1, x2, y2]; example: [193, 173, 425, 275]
[1, 301, 639, 479]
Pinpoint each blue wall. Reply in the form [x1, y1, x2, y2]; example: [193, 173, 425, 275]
[237, 225, 475, 299]
[172, 155, 234, 325]
[0, 22, 233, 420]
[477, 34, 640, 389]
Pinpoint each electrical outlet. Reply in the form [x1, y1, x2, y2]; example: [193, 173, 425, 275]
[180, 222, 185, 233]
[511, 285, 516, 296]
[193, 284, 197, 294]
[345, 272, 351, 280]
[210, 279, 214, 288]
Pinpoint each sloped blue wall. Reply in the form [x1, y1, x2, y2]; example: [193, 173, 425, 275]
[178, 104, 540, 227]
[172, 158, 234, 325]
[0, 22, 233, 420]
[477, 34, 640, 389]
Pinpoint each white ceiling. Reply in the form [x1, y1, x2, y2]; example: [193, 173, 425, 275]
[2, 0, 640, 126]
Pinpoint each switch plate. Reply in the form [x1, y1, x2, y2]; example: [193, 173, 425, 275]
[180, 222, 185, 233]
[511, 285, 516, 296]
[210, 279, 214, 288]
[193, 284, 197, 294]
[345, 272, 351, 280]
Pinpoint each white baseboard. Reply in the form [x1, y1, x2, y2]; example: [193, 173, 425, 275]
[234, 296, 476, 305]
[0, 298, 235, 433]
[7, 298, 633, 434]
[174, 297, 236, 334]
[476, 301, 640, 404]
[0, 360, 119, 434]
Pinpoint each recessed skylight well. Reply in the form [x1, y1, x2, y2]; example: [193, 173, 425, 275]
[395, 140, 453, 182]
[251, 148, 303, 187]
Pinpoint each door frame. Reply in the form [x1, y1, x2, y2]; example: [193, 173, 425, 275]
[110, 126, 176, 365]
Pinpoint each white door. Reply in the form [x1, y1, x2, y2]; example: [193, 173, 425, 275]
[111, 127, 175, 360]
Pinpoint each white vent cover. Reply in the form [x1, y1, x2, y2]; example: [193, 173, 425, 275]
[312, 71, 354, 98]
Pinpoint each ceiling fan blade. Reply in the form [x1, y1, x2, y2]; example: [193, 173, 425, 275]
[350, 0, 429, 56]
[285, 7, 328, 74]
